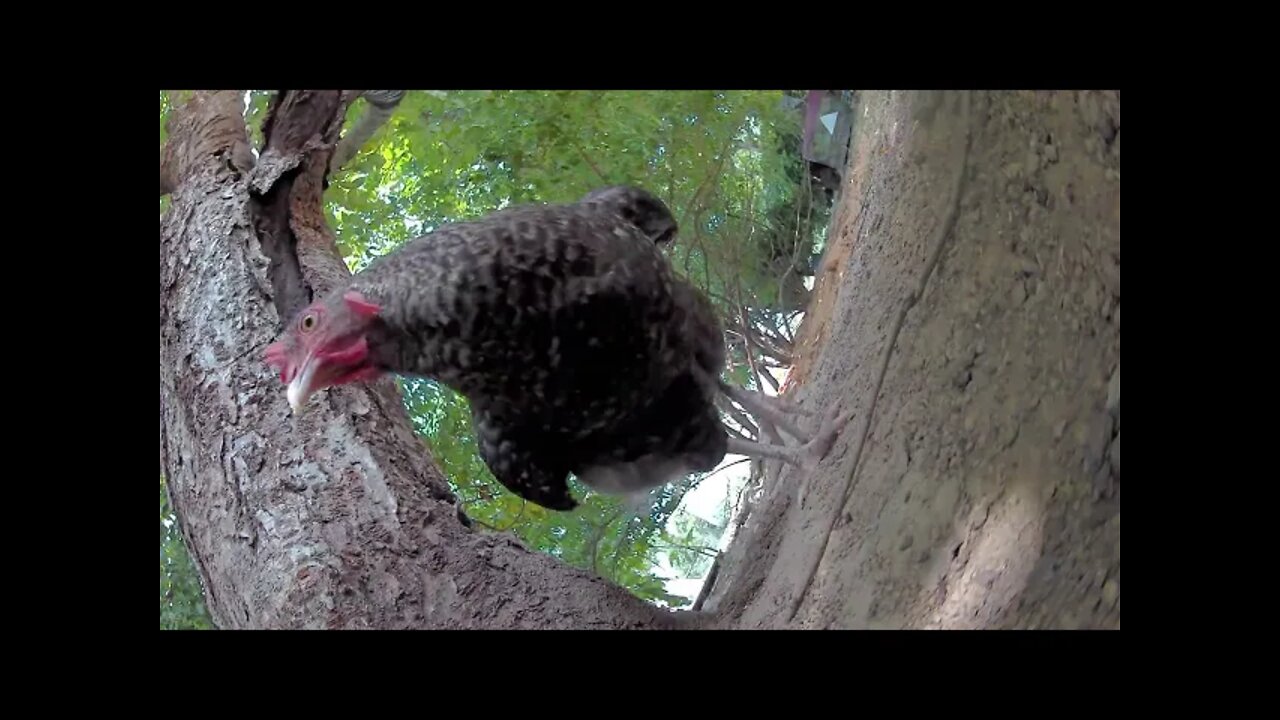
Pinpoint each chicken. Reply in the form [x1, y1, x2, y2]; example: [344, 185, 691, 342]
[265, 185, 848, 510]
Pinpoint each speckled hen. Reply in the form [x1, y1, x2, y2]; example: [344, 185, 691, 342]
[265, 185, 849, 510]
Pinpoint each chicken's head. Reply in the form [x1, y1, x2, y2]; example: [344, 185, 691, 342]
[580, 185, 678, 246]
[264, 289, 384, 414]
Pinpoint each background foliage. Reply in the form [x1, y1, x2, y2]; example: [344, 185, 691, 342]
[160, 89, 837, 628]
[160, 475, 215, 630]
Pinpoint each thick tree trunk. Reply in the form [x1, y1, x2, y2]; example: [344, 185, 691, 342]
[158, 90, 687, 629]
[705, 90, 1120, 629]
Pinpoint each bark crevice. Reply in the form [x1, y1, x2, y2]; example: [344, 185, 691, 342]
[247, 90, 349, 324]
[251, 176, 312, 326]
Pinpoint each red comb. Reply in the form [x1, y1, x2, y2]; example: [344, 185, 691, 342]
[343, 291, 382, 318]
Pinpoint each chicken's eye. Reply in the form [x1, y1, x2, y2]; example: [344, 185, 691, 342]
[300, 314, 318, 332]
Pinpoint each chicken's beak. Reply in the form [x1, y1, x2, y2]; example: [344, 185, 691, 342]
[286, 354, 321, 415]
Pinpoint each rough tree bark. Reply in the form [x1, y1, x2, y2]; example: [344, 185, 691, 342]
[158, 90, 691, 629]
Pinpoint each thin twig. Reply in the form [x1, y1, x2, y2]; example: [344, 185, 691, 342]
[590, 509, 623, 576]
[729, 186, 775, 397]
[718, 398, 760, 440]
[723, 422, 757, 443]
[575, 143, 609, 184]
[679, 133, 737, 229]
[655, 543, 721, 559]
[698, 457, 751, 481]
[691, 553, 723, 611]
[739, 321, 794, 366]
[774, 174, 813, 318]
[501, 502, 529, 532]
[751, 312, 796, 354]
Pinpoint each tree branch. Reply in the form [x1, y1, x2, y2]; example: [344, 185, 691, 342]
[693, 457, 752, 483]
[656, 543, 720, 558]
[717, 397, 759, 440]
[691, 553, 722, 612]
[328, 90, 407, 175]
[732, 318, 794, 367]
[748, 309, 796, 354]
[776, 309, 799, 346]
[575, 142, 609, 184]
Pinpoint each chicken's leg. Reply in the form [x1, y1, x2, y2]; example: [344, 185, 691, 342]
[718, 382, 815, 443]
[721, 393, 852, 470]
